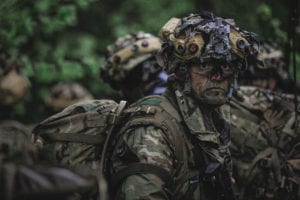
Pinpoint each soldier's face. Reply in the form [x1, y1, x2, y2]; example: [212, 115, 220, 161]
[189, 63, 233, 106]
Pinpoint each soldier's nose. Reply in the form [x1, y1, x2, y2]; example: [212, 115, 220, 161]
[210, 73, 222, 81]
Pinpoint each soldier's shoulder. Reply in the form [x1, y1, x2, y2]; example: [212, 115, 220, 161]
[134, 95, 167, 107]
[126, 95, 181, 120]
[125, 95, 168, 114]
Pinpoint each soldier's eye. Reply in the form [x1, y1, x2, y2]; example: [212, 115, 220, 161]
[221, 65, 234, 74]
[221, 65, 230, 70]
[199, 64, 213, 72]
[199, 64, 208, 69]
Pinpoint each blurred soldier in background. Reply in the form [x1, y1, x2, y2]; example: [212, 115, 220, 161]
[228, 87, 300, 199]
[239, 42, 294, 93]
[0, 120, 98, 200]
[100, 31, 167, 103]
[227, 42, 300, 199]
[44, 82, 94, 113]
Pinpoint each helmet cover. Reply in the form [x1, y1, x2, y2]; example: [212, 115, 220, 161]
[157, 12, 262, 74]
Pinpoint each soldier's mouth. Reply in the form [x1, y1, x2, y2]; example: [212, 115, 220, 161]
[205, 88, 225, 96]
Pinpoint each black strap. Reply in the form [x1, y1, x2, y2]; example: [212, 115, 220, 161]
[41, 132, 105, 144]
[110, 163, 174, 190]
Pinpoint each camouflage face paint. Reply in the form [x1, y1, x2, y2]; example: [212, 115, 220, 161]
[189, 63, 230, 106]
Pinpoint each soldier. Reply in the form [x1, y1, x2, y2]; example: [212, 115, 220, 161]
[100, 31, 167, 103]
[108, 11, 260, 199]
[225, 40, 300, 199]
[239, 42, 292, 92]
[228, 83, 300, 200]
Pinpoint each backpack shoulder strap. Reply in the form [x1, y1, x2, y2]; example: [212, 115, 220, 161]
[99, 100, 127, 175]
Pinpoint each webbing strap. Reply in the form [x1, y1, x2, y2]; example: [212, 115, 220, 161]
[248, 147, 274, 175]
[41, 132, 105, 144]
[99, 100, 127, 174]
[110, 163, 174, 190]
[240, 147, 275, 198]
[42, 112, 107, 128]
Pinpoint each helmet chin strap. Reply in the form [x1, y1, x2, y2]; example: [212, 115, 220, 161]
[183, 74, 192, 94]
[226, 73, 239, 101]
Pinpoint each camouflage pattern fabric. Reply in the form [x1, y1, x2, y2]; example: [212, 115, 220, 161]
[111, 126, 173, 199]
[110, 87, 233, 200]
[228, 86, 300, 199]
[33, 99, 120, 177]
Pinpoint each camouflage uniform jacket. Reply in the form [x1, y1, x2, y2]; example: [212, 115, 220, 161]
[110, 87, 233, 200]
[228, 86, 300, 199]
[229, 86, 298, 178]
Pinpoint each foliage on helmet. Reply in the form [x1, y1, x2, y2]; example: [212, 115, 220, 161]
[157, 12, 262, 74]
[100, 31, 162, 89]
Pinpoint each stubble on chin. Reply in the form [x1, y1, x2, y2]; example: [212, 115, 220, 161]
[191, 79, 229, 106]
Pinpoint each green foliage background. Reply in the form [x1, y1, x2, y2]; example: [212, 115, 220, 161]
[0, 0, 299, 123]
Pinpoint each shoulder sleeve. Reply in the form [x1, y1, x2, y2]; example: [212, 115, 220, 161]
[110, 125, 175, 200]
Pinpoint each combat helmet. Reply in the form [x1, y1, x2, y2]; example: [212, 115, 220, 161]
[240, 42, 288, 90]
[44, 82, 94, 112]
[257, 42, 287, 79]
[157, 11, 262, 99]
[0, 60, 30, 106]
[100, 32, 166, 102]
